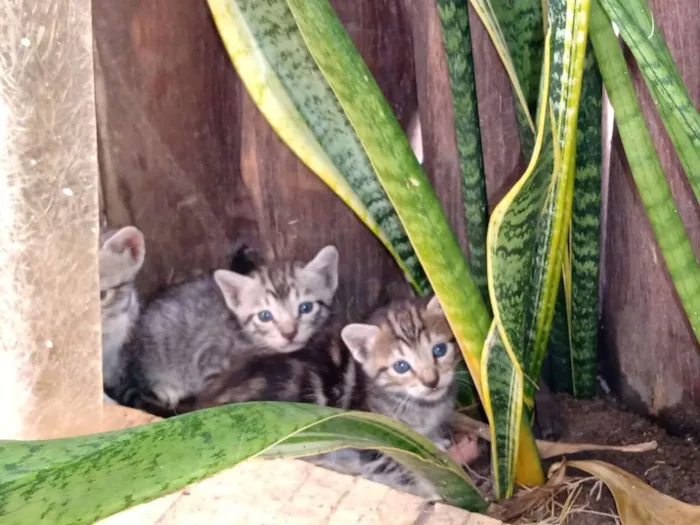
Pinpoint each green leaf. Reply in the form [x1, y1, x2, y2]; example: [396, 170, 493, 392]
[0, 403, 486, 524]
[436, 0, 490, 308]
[598, 0, 700, 202]
[481, 0, 544, 154]
[589, 0, 700, 349]
[280, 0, 492, 393]
[207, 0, 429, 293]
[483, 0, 592, 497]
[569, 44, 603, 398]
[468, 0, 536, 143]
[544, 276, 575, 393]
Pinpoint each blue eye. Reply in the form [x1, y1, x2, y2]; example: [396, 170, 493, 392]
[257, 310, 274, 322]
[392, 360, 411, 374]
[432, 343, 448, 358]
[298, 301, 314, 315]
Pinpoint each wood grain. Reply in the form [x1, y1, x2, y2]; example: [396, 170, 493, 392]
[94, 0, 423, 322]
[601, 0, 700, 432]
[94, 0, 259, 297]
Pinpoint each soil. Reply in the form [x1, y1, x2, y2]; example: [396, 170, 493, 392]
[472, 393, 700, 524]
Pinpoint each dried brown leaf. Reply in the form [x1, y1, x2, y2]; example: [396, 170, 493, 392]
[568, 460, 700, 525]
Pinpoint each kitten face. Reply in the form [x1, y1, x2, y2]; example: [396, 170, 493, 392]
[99, 226, 145, 355]
[342, 296, 458, 402]
[214, 245, 339, 353]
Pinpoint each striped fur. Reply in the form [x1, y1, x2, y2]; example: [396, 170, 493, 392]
[108, 246, 339, 411]
[316, 296, 459, 500]
[99, 226, 145, 400]
[175, 326, 361, 413]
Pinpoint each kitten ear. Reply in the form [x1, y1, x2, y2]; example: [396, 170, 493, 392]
[101, 226, 146, 277]
[426, 295, 444, 316]
[341, 323, 380, 365]
[214, 270, 256, 311]
[304, 245, 339, 292]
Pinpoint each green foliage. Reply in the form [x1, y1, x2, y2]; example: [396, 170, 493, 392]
[436, 0, 490, 307]
[0, 403, 485, 524]
[598, 0, 700, 202]
[207, 0, 430, 293]
[282, 0, 493, 387]
[569, 45, 603, 397]
[590, 0, 700, 349]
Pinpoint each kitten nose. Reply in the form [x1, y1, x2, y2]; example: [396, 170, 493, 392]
[279, 322, 298, 341]
[422, 374, 439, 390]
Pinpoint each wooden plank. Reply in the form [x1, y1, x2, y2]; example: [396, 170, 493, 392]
[0, 0, 102, 439]
[467, 7, 526, 207]
[601, 0, 700, 432]
[94, 0, 423, 321]
[403, 0, 467, 252]
[93, 0, 260, 297]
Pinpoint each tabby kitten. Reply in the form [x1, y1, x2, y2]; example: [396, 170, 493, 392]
[111, 246, 339, 411]
[319, 295, 459, 499]
[99, 226, 146, 400]
[177, 326, 360, 413]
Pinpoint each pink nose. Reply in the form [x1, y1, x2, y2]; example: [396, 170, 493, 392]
[421, 375, 439, 389]
[280, 324, 298, 341]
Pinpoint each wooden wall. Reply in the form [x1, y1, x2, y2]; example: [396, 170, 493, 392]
[93, 0, 700, 431]
[601, 0, 700, 433]
[95, 0, 429, 324]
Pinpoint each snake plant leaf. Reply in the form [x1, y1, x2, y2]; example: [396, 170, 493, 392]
[479, 0, 544, 155]
[0, 403, 485, 524]
[468, 1, 576, 397]
[567, 460, 700, 525]
[568, 44, 603, 398]
[589, 0, 700, 349]
[598, 0, 700, 203]
[206, 0, 429, 293]
[468, 0, 536, 143]
[436, 0, 490, 308]
[483, 0, 592, 497]
[481, 324, 544, 496]
[281, 0, 492, 393]
[544, 276, 575, 393]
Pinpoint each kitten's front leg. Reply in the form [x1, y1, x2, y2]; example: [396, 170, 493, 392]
[151, 380, 186, 410]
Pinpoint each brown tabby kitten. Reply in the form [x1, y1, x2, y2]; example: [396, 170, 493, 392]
[175, 293, 459, 500]
[110, 246, 339, 412]
[176, 326, 361, 413]
[316, 295, 460, 499]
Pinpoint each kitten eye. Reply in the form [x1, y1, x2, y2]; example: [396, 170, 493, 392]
[100, 290, 114, 302]
[392, 360, 411, 374]
[100, 290, 107, 301]
[298, 301, 314, 315]
[257, 310, 274, 322]
[432, 343, 448, 358]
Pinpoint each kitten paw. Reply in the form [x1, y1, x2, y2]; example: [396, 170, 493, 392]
[447, 432, 480, 465]
[152, 384, 182, 409]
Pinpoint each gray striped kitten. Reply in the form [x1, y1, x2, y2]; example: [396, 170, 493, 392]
[177, 324, 361, 412]
[99, 226, 146, 401]
[319, 295, 459, 499]
[112, 246, 339, 411]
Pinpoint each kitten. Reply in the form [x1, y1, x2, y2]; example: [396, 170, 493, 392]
[110, 246, 339, 411]
[99, 226, 146, 401]
[318, 295, 460, 499]
[176, 326, 361, 413]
